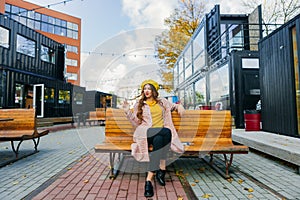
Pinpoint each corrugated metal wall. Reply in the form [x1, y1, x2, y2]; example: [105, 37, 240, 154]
[0, 14, 64, 80]
[259, 15, 300, 136]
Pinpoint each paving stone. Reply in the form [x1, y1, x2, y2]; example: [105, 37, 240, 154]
[1, 126, 300, 199]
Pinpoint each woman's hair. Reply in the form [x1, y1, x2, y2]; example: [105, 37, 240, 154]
[136, 83, 159, 123]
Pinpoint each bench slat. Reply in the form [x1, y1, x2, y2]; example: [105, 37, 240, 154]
[0, 108, 49, 158]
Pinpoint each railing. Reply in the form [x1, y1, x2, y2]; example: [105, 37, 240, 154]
[207, 23, 281, 68]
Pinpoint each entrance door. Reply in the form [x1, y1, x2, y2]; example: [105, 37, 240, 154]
[33, 84, 44, 118]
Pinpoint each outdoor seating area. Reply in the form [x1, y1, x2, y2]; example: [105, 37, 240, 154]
[95, 108, 249, 179]
[0, 108, 49, 158]
[86, 108, 106, 126]
[1, 0, 300, 199]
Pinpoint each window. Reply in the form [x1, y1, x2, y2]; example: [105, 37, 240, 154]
[72, 31, 78, 39]
[67, 29, 72, 38]
[58, 90, 70, 104]
[35, 12, 41, 20]
[54, 26, 62, 35]
[66, 73, 78, 80]
[66, 22, 78, 39]
[66, 45, 78, 54]
[173, 63, 179, 89]
[73, 23, 78, 31]
[185, 45, 192, 68]
[195, 78, 206, 106]
[61, 28, 67, 36]
[0, 26, 9, 48]
[19, 8, 26, 17]
[27, 11, 34, 19]
[48, 16, 54, 24]
[19, 16, 26, 25]
[44, 87, 55, 103]
[42, 14, 48, 23]
[185, 65, 192, 79]
[74, 92, 83, 105]
[178, 57, 184, 74]
[65, 58, 78, 67]
[27, 18, 34, 29]
[194, 28, 205, 55]
[185, 85, 194, 109]
[194, 52, 206, 72]
[5, 4, 78, 38]
[34, 21, 41, 30]
[17, 34, 36, 57]
[41, 45, 55, 64]
[209, 64, 229, 102]
[61, 20, 67, 27]
[242, 58, 259, 69]
[179, 90, 185, 108]
[41, 22, 48, 32]
[67, 21, 73, 29]
[229, 24, 244, 50]
[48, 24, 54, 34]
[5, 4, 11, 12]
[12, 5, 19, 14]
[55, 18, 61, 26]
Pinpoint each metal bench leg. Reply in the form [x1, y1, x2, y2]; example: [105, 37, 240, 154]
[108, 152, 126, 180]
[32, 137, 41, 152]
[11, 140, 23, 158]
[223, 153, 233, 178]
[209, 154, 214, 164]
[203, 153, 233, 179]
[109, 152, 116, 179]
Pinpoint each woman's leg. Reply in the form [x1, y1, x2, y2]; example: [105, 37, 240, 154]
[147, 128, 171, 186]
[148, 128, 171, 171]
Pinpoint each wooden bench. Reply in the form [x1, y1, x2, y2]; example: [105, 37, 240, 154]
[0, 108, 49, 158]
[95, 108, 249, 179]
[86, 108, 106, 126]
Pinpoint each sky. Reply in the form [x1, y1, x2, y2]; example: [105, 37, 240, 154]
[25, 0, 248, 97]
[25, 0, 247, 52]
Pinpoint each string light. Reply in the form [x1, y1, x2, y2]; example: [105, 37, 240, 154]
[11, 0, 75, 15]
[81, 51, 159, 58]
[86, 69, 161, 85]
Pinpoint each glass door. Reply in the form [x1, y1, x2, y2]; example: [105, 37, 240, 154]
[33, 84, 44, 118]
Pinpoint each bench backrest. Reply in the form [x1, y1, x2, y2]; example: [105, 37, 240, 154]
[0, 108, 36, 130]
[105, 108, 232, 145]
[89, 109, 106, 119]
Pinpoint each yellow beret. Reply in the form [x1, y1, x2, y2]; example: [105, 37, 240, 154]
[141, 79, 159, 91]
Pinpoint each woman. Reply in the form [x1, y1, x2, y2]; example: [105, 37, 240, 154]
[122, 79, 185, 197]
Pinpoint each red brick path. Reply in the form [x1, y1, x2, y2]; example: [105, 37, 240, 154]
[32, 152, 189, 200]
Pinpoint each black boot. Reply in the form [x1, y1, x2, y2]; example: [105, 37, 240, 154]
[144, 181, 154, 197]
[156, 169, 166, 186]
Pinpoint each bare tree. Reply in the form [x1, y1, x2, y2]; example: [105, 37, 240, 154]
[242, 0, 300, 35]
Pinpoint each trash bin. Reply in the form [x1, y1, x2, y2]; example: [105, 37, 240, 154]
[244, 110, 261, 131]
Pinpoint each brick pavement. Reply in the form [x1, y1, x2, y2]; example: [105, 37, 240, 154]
[30, 153, 189, 200]
[1, 126, 300, 200]
[0, 126, 105, 200]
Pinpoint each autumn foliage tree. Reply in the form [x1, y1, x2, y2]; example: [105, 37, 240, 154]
[154, 0, 206, 91]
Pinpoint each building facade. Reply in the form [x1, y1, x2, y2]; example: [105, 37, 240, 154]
[0, 13, 75, 117]
[259, 14, 300, 137]
[0, 0, 81, 85]
[173, 5, 263, 128]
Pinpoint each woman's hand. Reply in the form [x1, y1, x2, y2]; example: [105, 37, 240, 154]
[122, 99, 130, 113]
[177, 104, 185, 117]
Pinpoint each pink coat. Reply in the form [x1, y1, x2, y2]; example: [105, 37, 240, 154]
[126, 98, 184, 162]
